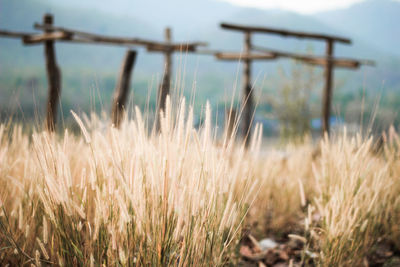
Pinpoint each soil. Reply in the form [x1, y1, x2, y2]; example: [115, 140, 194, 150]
[238, 233, 400, 267]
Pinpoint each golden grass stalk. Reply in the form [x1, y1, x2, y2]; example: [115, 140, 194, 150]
[0, 99, 259, 266]
[0, 99, 399, 266]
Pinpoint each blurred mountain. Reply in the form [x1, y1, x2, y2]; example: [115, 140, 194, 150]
[314, 0, 400, 57]
[47, 0, 240, 35]
[0, 0, 159, 70]
[0, 0, 399, 127]
[45, 0, 399, 57]
[1, 0, 398, 65]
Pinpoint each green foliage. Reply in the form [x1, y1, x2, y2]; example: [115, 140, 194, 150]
[271, 60, 321, 142]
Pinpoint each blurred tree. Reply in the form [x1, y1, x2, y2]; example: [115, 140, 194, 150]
[271, 51, 321, 142]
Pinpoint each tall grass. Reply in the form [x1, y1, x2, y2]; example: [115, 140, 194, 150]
[308, 131, 400, 266]
[0, 98, 399, 266]
[0, 99, 261, 266]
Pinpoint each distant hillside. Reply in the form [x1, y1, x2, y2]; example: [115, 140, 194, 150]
[314, 0, 400, 56]
[48, 0, 240, 35]
[47, 0, 400, 57]
[1, 0, 397, 68]
[199, 8, 376, 55]
[1, 0, 400, 129]
[0, 0, 159, 70]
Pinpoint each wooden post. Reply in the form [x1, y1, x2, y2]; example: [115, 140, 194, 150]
[43, 14, 61, 132]
[242, 31, 253, 145]
[111, 50, 137, 127]
[157, 27, 172, 129]
[226, 108, 237, 139]
[322, 40, 334, 136]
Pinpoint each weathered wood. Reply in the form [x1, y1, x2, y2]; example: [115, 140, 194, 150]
[194, 49, 221, 55]
[215, 52, 277, 61]
[111, 50, 137, 127]
[242, 31, 253, 146]
[322, 40, 334, 135]
[221, 22, 351, 44]
[218, 22, 374, 141]
[146, 43, 203, 53]
[303, 57, 358, 69]
[34, 23, 152, 46]
[157, 28, 173, 130]
[23, 31, 72, 44]
[226, 108, 237, 139]
[252, 46, 374, 69]
[0, 29, 31, 39]
[43, 14, 62, 132]
[34, 23, 206, 50]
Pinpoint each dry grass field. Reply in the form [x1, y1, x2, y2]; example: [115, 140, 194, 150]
[0, 99, 399, 266]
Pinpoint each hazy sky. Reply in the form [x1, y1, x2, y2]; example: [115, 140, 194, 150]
[218, 0, 366, 14]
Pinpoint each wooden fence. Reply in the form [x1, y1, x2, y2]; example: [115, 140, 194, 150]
[0, 13, 373, 144]
[217, 22, 374, 141]
[0, 13, 206, 131]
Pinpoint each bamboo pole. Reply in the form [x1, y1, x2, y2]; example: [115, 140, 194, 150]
[157, 27, 172, 130]
[322, 40, 334, 135]
[242, 31, 253, 146]
[43, 14, 61, 132]
[111, 50, 137, 127]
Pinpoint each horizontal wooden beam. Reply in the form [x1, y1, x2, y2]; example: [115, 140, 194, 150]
[252, 46, 375, 69]
[221, 22, 351, 44]
[215, 52, 277, 61]
[34, 23, 207, 50]
[23, 31, 72, 44]
[303, 57, 359, 68]
[194, 49, 221, 55]
[146, 42, 207, 53]
[0, 29, 32, 39]
[34, 23, 152, 46]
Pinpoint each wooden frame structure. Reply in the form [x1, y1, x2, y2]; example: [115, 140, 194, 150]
[145, 27, 198, 129]
[42, 14, 61, 131]
[0, 15, 374, 140]
[112, 50, 137, 127]
[0, 13, 206, 131]
[215, 43, 277, 145]
[218, 22, 373, 140]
